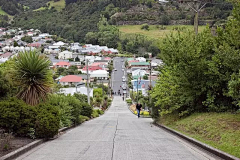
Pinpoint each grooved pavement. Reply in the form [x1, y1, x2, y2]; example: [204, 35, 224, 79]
[16, 97, 216, 160]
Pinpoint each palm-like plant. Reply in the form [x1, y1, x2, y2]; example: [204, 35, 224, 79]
[12, 50, 53, 105]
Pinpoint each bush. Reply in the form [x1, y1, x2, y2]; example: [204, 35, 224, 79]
[141, 24, 149, 31]
[81, 103, 93, 118]
[126, 99, 132, 104]
[0, 98, 37, 137]
[92, 110, 99, 118]
[97, 109, 104, 115]
[78, 115, 90, 124]
[35, 104, 60, 139]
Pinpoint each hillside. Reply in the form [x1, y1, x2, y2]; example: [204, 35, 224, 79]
[17, 0, 50, 10]
[12, 0, 232, 42]
[0, 0, 23, 15]
[118, 25, 206, 39]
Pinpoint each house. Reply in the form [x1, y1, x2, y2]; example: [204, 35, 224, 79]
[82, 66, 103, 74]
[0, 52, 13, 59]
[53, 41, 65, 47]
[129, 62, 150, 70]
[132, 69, 147, 79]
[27, 32, 34, 37]
[54, 61, 70, 69]
[58, 50, 73, 59]
[59, 87, 93, 97]
[59, 75, 82, 86]
[136, 57, 146, 62]
[28, 42, 41, 48]
[90, 70, 109, 80]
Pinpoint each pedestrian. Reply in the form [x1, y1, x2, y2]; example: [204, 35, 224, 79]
[122, 96, 124, 101]
[136, 102, 142, 118]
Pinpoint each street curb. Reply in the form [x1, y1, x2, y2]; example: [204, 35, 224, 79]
[0, 106, 112, 160]
[154, 122, 240, 160]
[0, 139, 44, 160]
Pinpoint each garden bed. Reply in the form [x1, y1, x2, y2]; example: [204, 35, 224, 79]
[0, 135, 34, 157]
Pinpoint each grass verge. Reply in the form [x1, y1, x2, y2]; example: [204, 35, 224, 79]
[157, 112, 240, 158]
[118, 25, 206, 39]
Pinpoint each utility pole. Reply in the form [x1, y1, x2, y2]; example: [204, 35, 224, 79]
[86, 59, 90, 105]
[178, 0, 209, 34]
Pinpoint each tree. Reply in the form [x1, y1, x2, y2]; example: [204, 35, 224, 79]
[21, 36, 33, 43]
[0, 69, 11, 99]
[14, 41, 19, 47]
[12, 50, 53, 105]
[141, 24, 150, 31]
[143, 75, 148, 80]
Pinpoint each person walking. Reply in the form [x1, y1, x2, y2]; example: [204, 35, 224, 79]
[136, 102, 142, 118]
[122, 96, 124, 101]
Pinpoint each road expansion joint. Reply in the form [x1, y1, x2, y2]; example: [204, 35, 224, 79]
[111, 114, 119, 160]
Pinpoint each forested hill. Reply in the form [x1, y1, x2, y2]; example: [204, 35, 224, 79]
[12, 0, 232, 42]
[0, 0, 23, 15]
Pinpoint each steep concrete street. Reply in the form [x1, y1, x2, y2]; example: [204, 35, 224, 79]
[16, 96, 216, 160]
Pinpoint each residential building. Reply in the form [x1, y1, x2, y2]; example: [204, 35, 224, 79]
[59, 75, 82, 86]
[58, 50, 73, 59]
[54, 61, 70, 69]
[90, 70, 109, 79]
[82, 66, 103, 74]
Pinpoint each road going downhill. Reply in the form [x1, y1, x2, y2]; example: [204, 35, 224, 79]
[17, 96, 216, 160]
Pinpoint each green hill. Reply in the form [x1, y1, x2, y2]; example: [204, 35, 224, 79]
[118, 25, 206, 39]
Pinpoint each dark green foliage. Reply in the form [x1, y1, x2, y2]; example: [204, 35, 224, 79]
[0, 98, 37, 136]
[35, 103, 60, 138]
[0, 69, 11, 99]
[91, 109, 99, 118]
[13, 0, 110, 42]
[141, 24, 149, 31]
[0, 0, 23, 15]
[81, 103, 93, 118]
[21, 36, 33, 43]
[74, 93, 88, 103]
[0, 15, 9, 27]
[152, 1, 240, 117]
[17, 0, 50, 10]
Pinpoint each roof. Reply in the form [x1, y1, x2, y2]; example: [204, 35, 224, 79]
[104, 57, 111, 60]
[127, 58, 134, 61]
[55, 61, 70, 66]
[131, 62, 150, 66]
[60, 75, 82, 82]
[0, 52, 12, 58]
[82, 66, 102, 71]
[129, 60, 139, 63]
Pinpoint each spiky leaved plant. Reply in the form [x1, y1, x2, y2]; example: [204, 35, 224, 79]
[13, 50, 53, 106]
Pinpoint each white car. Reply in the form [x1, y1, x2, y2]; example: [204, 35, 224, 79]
[122, 78, 126, 82]
[114, 69, 117, 71]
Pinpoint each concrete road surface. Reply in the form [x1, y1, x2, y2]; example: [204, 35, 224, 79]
[16, 97, 217, 160]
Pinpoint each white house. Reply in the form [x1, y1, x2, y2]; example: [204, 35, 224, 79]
[58, 50, 73, 59]
[136, 57, 146, 62]
[53, 41, 65, 46]
[90, 70, 109, 79]
[59, 87, 93, 97]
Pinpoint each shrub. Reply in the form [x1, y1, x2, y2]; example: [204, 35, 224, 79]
[97, 109, 104, 115]
[92, 110, 99, 118]
[141, 24, 149, 31]
[47, 94, 73, 127]
[35, 104, 60, 139]
[81, 103, 93, 118]
[0, 98, 37, 136]
[78, 115, 90, 124]
[126, 99, 132, 104]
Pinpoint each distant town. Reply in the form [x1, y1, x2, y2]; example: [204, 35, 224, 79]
[0, 27, 162, 97]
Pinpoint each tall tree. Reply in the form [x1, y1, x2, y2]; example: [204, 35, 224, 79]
[12, 51, 53, 105]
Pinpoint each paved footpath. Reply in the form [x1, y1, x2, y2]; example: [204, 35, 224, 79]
[16, 97, 217, 160]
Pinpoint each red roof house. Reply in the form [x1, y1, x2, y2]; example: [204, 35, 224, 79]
[28, 43, 41, 48]
[54, 61, 70, 68]
[59, 75, 82, 86]
[0, 52, 13, 59]
[82, 66, 102, 73]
